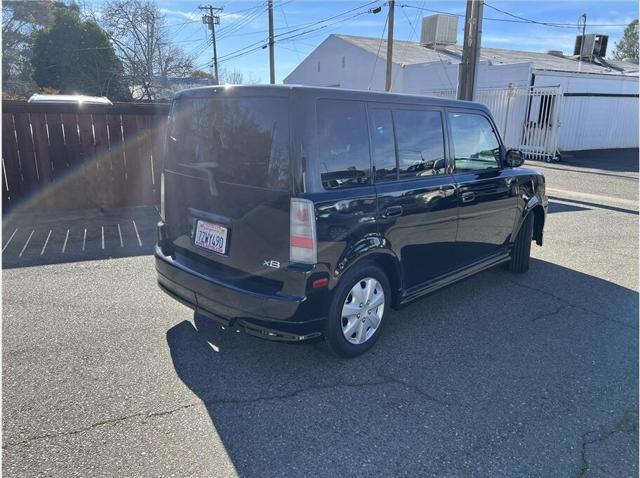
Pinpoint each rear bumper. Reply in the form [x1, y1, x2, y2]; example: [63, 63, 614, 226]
[155, 245, 325, 341]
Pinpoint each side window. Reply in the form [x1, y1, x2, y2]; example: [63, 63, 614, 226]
[394, 110, 446, 177]
[369, 109, 397, 181]
[317, 100, 371, 190]
[449, 112, 501, 172]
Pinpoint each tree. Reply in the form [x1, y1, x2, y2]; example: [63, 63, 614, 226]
[31, 6, 131, 100]
[612, 19, 639, 61]
[191, 68, 262, 85]
[2, 1, 55, 98]
[100, 0, 194, 101]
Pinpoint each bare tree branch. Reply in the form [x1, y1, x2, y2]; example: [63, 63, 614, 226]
[100, 0, 195, 101]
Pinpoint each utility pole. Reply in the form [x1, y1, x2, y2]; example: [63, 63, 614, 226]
[458, 0, 483, 101]
[384, 0, 395, 92]
[268, 0, 275, 84]
[578, 13, 587, 62]
[200, 5, 222, 84]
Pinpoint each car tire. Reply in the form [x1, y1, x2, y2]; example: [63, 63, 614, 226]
[508, 212, 534, 273]
[325, 262, 391, 358]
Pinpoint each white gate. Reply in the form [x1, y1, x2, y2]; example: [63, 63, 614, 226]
[426, 85, 563, 162]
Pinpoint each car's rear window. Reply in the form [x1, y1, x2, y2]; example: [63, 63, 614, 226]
[167, 96, 289, 190]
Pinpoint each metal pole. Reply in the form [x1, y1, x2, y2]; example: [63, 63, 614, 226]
[458, 0, 483, 101]
[268, 0, 275, 84]
[580, 13, 587, 62]
[385, 0, 395, 92]
[199, 5, 222, 85]
[210, 6, 219, 84]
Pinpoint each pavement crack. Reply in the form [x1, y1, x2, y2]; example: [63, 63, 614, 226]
[531, 304, 569, 322]
[2, 402, 201, 449]
[203, 379, 395, 408]
[2, 380, 395, 450]
[573, 409, 638, 478]
[376, 370, 452, 406]
[507, 278, 635, 330]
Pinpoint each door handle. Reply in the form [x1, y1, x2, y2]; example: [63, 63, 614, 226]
[383, 205, 403, 218]
[461, 192, 476, 204]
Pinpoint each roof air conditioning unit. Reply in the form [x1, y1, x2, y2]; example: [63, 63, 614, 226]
[420, 14, 458, 48]
[573, 34, 608, 58]
[546, 50, 564, 58]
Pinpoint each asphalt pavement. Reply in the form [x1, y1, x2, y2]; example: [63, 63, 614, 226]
[2, 150, 638, 477]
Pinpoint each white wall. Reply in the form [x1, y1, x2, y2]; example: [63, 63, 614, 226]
[284, 36, 403, 91]
[284, 36, 532, 95]
[402, 61, 459, 93]
[406, 61, 532, 95]
[535, 71, 639, 150]
[285, 36, 638, 151]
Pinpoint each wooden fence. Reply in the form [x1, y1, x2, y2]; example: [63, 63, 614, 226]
[2, 101, 170, 213]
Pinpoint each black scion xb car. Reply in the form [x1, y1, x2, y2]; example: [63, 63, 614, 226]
[155, 85, 547, 357]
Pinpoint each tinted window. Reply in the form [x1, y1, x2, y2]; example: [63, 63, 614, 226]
[394, 110, 446, 177]
[167, 97, 289, 190]
[449, 113, 501, 172]
[369, 109, 397, 181]
[317, 100, 371, 190]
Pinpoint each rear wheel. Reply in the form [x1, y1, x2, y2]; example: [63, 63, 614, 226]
[326, 263, 390, 358]
[508, 213, 534, 273]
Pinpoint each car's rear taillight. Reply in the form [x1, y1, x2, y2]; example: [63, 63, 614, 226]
[290, 198, 317, 264]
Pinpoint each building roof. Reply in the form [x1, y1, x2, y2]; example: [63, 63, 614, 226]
[335, 34, 639, 76]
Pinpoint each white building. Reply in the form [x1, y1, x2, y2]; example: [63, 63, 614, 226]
[284, 16, 639, 155]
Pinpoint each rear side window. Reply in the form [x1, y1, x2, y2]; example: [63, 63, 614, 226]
[448, 112, 501, 173]
[316, 100, 371, 190]
[394, 110, 446, 177]
[369, 109, 397, 182]
[167, 97, 289, 190]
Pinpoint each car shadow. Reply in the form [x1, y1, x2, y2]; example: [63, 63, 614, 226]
[166, 258, 638, 476]
[547, 200, 589, 214]
[548, 197, 638, 216]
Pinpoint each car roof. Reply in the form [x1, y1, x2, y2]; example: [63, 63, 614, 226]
[27, 94, 113, 105]
[173, 84, 488, 112]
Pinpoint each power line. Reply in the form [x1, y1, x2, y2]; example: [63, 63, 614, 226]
[215, 1, 382, 68]
[277, 8, 378, 44]
[278, 1, 302, 62]
[401, 3, 631, 29]
[223, 2, 379, 55]
[396, 3, 455, 90]
[484, 2, 630, 28]
[217, 2, 267, 39]
[274, 0, 380, 39]
[218, 45, 265, 64]
[213, 1, 380, 40]
[368, 9, 389, 90]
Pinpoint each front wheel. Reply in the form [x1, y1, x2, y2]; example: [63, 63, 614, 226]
[325, 263, 390, 358]
[508, 213, 534, 273]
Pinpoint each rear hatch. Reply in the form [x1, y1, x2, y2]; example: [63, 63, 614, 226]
[163, 88, 291, 291]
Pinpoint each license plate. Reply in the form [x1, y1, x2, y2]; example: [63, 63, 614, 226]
[194, 220, 228, 254]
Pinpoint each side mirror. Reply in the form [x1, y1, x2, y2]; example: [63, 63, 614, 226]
[505, 149, 524, 168]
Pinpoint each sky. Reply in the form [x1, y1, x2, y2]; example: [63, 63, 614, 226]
[153, 0, 638, 83]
